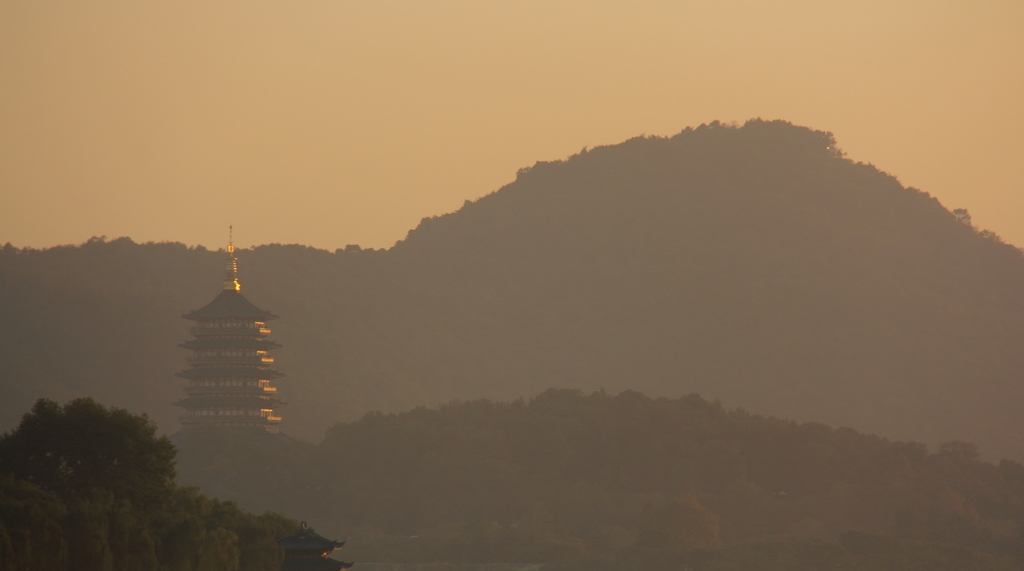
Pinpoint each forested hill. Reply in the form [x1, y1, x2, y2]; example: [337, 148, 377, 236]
[175, 389, 1024, 570]
[4, 119, 1024, 458]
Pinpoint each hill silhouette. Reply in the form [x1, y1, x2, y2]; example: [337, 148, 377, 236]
[173, 389, 1024, 569]
[3, 119, 1024, 458]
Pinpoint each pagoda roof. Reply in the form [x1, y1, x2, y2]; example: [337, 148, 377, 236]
[183, 290, 278, 322]
[277, 526, 346, 551]
[176, 367, 282, 380]
[179, 337, 282, 350]
[173, 395, 286, 408]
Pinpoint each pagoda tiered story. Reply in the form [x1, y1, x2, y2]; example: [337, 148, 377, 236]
[175, 236, 285, 432]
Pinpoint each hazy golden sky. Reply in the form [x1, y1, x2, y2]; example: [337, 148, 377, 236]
[2, 2, 1022, 250]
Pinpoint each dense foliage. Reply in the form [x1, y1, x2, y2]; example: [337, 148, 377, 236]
[177, 390, 1024, 570]
[4, 120, 1024, 461]
[0, 398, 176, 514]
[0, 399, 296, 571]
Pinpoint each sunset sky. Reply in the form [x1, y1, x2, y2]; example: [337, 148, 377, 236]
[2, 1, 1021, 251]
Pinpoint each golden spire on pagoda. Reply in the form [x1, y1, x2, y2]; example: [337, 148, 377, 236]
[223, 225, 241, 291]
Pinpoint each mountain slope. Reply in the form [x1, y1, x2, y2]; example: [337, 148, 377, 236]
[174, 389, 1024, 569]
[3, 120, 1024, 458]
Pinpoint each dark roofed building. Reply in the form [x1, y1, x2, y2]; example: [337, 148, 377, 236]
[277, 522, 353, 571]
[175, 231, 285, 431]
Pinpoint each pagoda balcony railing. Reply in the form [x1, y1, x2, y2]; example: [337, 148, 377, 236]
[184, 386, 278, 395]
[189, 326, 272, 336]
[186, 356, 275, 365]
[179, 416, 281, 426]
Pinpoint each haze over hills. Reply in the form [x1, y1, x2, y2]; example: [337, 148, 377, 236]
[173, 389, 1024, 570]
[3, 120, 1024, 459]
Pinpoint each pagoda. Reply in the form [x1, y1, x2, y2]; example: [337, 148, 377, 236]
[175, 231, 285, 432]
[276, 522, 353, 571]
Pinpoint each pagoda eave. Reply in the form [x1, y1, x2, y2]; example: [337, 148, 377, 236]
[182, 290, 279, 321]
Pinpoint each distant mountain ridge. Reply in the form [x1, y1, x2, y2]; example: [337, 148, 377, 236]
[3, 120, 1024, 459]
